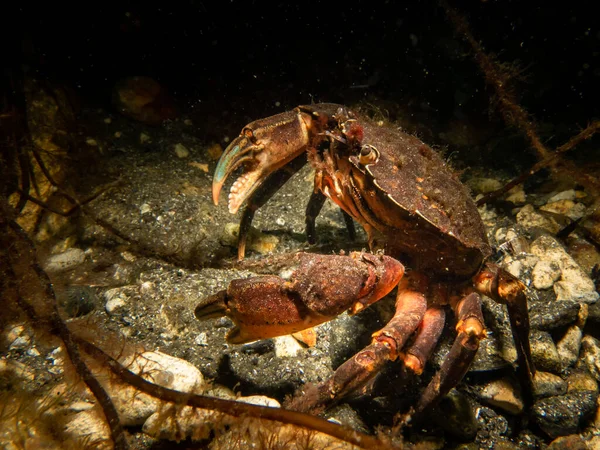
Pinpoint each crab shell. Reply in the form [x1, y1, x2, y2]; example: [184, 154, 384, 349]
[213, 103, 492, 280]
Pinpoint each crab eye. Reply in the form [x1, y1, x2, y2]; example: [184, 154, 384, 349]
[243, 128, 254, 138]
[359, 145, 378, 165]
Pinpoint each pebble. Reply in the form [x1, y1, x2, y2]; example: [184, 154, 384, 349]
[531, 260, 561, 290]
[274, 335, 304, 358]
[577, 335, 600, 381]
[174, 143, 190, 158]
[556, 325, 583, 370]
[548, 190, 577, 203]
[530, 300, 580, 331]
[104, 287, 134, 315]
[43, 248, 86, 273]
[547, 435, 588, 450]
[478, 378, 524, 415]
[532, 391, 598, 438]
[530, 235, 599, 304]
[541, 199, 587, 221]
[531, 330, 562, 373]
[516, 204, 561, 234]
[105, 351, 205, 426]
[566, 371, 598, 393]
[195, 332, 208, 346]
[533, 371, 567, 398]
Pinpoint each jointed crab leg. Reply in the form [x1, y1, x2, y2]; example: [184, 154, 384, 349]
[286, 285, 428, 414]
[306, 190, 356, 245]
[236, 154, 307, 260]
[473, 263, 536, 399]
[412, 292, 485, 420]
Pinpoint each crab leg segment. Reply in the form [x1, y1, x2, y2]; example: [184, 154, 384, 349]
[412, 292, 486, 420]
[473, 262, 535, 397]
[287, 288, 428, 413]
[195, 252, 404, 344]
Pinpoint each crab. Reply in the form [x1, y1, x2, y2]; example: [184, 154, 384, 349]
[195, 103, 535, 422]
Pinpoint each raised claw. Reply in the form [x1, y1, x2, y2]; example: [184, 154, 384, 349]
[212, 108, 314, 214]
[195, 252, 404, 344]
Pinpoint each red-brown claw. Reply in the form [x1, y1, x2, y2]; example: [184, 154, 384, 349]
[195, 252, 404, 344]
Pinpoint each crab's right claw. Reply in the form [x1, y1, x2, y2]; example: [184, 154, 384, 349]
[195, 252, 404, 344]
[213, 109, 314, 214]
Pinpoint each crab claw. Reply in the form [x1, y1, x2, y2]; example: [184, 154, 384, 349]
[213, 109, 314, 214]
[195, 252, 404, 344]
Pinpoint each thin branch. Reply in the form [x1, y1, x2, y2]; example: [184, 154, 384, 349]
[5, 211, 129, 450]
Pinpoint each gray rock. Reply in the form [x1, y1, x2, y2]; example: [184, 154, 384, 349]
[533, 371, 567, 398]
[531, 330, 562, 373]
[516, 204, 561, 234]
[43, 248, 86, 273]
[532, 391, 598, 438]
[530, 235, 599, 304]
[530, 300, 580, 331]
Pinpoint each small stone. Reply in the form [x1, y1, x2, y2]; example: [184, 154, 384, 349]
[516, 204, 561, 234]
[174, 143, 190, 158]
[85, 137, 98, 146]
[532, 260, 561, 290]
[530, 300, 580, 331]
[556, 325, 583, 369]
[273, 335, 303, 358]
[577, 335, 600, 381]
[195, 332, 208, 346]
[547, 434, 588, 450]
[237, 395, 280, 408]
[468, 177, 502, 194]
[114, 131, 122, 138]
[541, 199, 586, 221]
[531, 330, 561, 373]
[108, 351, 205, 426]
[478, 378, 524, 415]
[183, 118, 192, 125]
[531, 235, 599, 304]
[140, 203, 152, 214]
[140, 132, 151, 144]
[533, 371, 567, 398]
[532, 391, 598, 438]
[43, 248, 86, 273]
[505, 185, 526, 204]
[548, 190, 577, 203]
[104, 117, 112, 124]
[104, 288, 129, 315]
[566, 371, 598, 393]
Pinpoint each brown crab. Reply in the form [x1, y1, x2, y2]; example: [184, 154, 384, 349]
[195, 103, 535, 421]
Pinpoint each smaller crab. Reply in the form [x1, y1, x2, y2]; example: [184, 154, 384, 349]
[196, 104, 534, 421]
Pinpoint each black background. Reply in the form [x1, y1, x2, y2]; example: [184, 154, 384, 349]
[6, 1, 599, 138]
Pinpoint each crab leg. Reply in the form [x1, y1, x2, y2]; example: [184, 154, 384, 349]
[305, 190, 356, 245]
[473, 262, 535, 400]
[411, 292, 486, 420]
[236, 154, 307, 260]
[286, 287, 428, 413]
